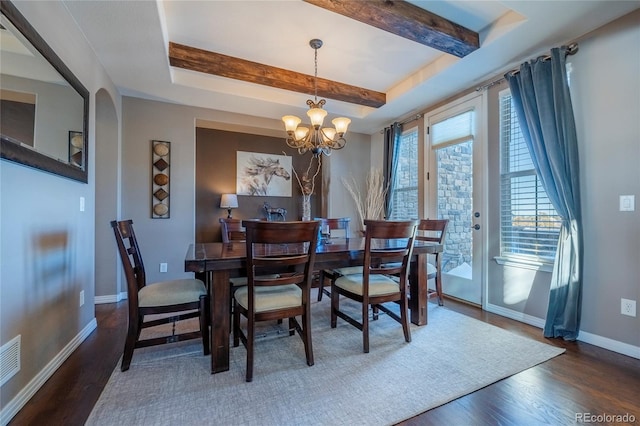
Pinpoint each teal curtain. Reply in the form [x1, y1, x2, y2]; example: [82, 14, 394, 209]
[505, 46, 583, 340]
[383, 122, 402, 218]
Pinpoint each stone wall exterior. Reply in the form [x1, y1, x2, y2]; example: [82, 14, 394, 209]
[436, 141, 473, 272]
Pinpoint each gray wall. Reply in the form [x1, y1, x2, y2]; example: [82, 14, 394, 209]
[485, 10, 640, 351]
[0, 0, 120, 415]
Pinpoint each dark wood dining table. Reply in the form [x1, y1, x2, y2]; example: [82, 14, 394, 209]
[185, 237, 443, 373]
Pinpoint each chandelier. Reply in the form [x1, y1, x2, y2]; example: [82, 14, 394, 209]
[282, 39, 351, 157]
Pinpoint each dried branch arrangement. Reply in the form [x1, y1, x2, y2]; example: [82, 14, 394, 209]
[341, 168, 387, 230]
[283, 152, 322, 196]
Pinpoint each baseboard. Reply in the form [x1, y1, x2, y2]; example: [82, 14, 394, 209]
[94, 292, 127, 305]
[485, 303, 640, 360]
[578, 331, 640, 359]
[1, 318, 98, 426]
[485, 302, 546, 328]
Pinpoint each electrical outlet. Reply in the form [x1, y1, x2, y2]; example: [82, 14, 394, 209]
[621, 298, 636, 317]
[79, 290, 85, 307]
[160, 263, 168, 273]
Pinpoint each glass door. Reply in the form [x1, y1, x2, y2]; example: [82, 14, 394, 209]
[426, 93, 485, 305]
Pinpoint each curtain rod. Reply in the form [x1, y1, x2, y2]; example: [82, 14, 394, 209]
[380, 114, 422, 133]
[475, 42, 579, 92]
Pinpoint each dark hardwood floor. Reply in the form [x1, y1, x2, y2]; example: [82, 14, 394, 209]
[9, 298, 640, 425]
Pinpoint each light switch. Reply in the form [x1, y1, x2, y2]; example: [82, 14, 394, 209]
[619, 195, 635, 212]
[80, 196, 85, 212]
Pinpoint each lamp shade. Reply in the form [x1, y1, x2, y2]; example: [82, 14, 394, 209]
[220, 194, 238, 209]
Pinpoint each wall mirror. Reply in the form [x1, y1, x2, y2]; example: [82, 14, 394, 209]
[0, 0, 89, 183]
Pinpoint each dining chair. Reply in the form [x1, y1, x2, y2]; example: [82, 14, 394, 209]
[331, 219, 418, 353]
[233, 220, 319, 382]
[416, 219, 449, 306]
[219, 217, 246, 243]
[111, 219, 209, 371]
[314, 217, 351, 301]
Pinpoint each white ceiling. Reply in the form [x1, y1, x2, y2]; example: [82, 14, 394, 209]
[62, 0, 639, 135]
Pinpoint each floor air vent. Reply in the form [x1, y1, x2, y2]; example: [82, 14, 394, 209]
[1, 335, 21, 386]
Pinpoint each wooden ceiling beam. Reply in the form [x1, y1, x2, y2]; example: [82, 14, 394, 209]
[169, 42, 386, 108]
[303, 0, 479, 58]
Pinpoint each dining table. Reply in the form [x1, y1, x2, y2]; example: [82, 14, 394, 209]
[185, 237, 443, 373]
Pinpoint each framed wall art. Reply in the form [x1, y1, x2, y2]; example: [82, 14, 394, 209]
[236, 151, 292, 197]
[151, 140, 170, 218]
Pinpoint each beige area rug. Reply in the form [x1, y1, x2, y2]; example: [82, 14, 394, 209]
[87, 297, 564, 426]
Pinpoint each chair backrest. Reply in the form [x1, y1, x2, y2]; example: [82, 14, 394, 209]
[219, 218, 246, 243]
[363, 219, 418, 282]
[416, 219, 448, 245]
[243, 220, 320, 293]
[111, 220, 146, 306]
[314, 217, 351, 239]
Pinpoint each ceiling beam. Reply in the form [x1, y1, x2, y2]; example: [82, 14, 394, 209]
[303, 0, 479, 58]
[169, 42, 386, 108]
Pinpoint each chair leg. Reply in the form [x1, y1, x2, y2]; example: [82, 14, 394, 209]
[317, 272, 325, 301]
[199, 295, 210, 356]
[288, 317, 295, 336]
[121, 313, 139, 372]
[246, 314, 254, 382]
[436, 274, 444, 306]
[362, 301, 370, 353]
[330, 285, 339, 328]
[233, 300, 240, 348]
[400, 298, 412, 343]
[302, 306, 314, 366]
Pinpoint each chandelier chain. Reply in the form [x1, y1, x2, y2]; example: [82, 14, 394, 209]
[314, 47, 318, 102]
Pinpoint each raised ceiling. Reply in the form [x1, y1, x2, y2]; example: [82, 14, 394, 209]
[62, 0, 639, 134]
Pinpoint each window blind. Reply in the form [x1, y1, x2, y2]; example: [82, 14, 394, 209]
[431, 110, 474, 147]
[499, 92, 560, 260]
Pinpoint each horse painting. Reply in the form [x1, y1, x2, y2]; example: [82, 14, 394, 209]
[237, 152, 292, 196]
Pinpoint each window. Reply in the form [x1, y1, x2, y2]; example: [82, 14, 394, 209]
[389, 128, 418, 220]
[499, 90, 560, 261]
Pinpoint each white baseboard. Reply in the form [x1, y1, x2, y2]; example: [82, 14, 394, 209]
[94, 292, 127, 305]
[485, 303, 640, 360]
[0, 318, 98, 426]
[485, 302, 546, 328]
[578, 331, 640, 359]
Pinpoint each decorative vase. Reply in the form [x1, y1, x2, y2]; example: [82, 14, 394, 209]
[301, 194, 311, 221]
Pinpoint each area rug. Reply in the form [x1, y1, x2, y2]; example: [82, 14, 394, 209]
[86, 298, 564, 426]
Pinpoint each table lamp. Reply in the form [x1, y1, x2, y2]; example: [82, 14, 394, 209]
[220, 194, 238, 218]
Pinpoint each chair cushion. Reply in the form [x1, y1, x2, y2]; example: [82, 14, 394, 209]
[139, 279, 206, 307]
[333, 266, 363, 276]
[234, 285, 302, 312]
[335, 274, 400, 296]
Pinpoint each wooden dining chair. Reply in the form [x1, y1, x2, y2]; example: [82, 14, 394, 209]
[233, 220, 320, 382]
[111, 220, 209, 371]
[314, 217, 351, 301]
[416, 219, 449, 306]
[331, 219, 418, 353]
[219, 217, 246, 243]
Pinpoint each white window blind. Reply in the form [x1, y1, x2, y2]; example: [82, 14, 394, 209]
[389, 128, 418, 220]
[431, 110, 474, 147]
[499, 91, 560, 260]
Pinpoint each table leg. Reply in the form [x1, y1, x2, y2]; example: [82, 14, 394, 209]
[410, 254, 428, 326]
[210, 270, 230, 373]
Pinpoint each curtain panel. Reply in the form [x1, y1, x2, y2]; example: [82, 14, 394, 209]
[505, 46, 583, 340]
[383, 122, 402, 218]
